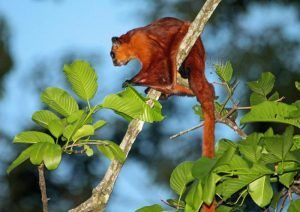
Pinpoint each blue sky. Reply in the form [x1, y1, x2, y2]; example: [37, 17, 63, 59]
[1, 1, 299, 211]
[0, 1, 173, 211]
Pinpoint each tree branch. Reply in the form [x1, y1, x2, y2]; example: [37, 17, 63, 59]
[38, 164, 48, 212]
[69, 0, 222, 211]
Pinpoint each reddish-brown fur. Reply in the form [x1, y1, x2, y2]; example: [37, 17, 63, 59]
[110, 17, 215, 158]
[111, 16, 215, 212]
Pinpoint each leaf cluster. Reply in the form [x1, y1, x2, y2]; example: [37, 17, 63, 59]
[138, 62, 300, 212]
[7, 60, 164, 174]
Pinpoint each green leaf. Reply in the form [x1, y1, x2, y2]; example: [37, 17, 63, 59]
[41, 87, 79, 117]
[192, 157, 217, 180]
[215, 61, 233, 82]
[240, 101, 300, 128]
[29, 143, 61, 169]
[48, 119, 64, 138]
[72, 125, 94, 141]
[250, 93, 267, 106]
[13, 131, 54, 144]
[263, 127, 294, 161]
[193, 105, 204, 120]
[64, 60, 98, 101]
[67, 110, 84, 124]
[166, 199, 185, 209]
[7, 145, 35, 174]
[248, 176, 273, 208]
[202, 173, 220, 205]
[247, 72, 275, 96]
[185, 181, 203, 211]
[136, 204, 163, 212]
[63, 124, 76, 140]
[97, 140, 126, 163]
[216, 164, 273, 200]
[295, 81, 300, 91]
[229, 155, 249, 171]
[29, 143, 46, 165]
[268, 91, 279, 101]
[170, 161, 194, 196]
[288, 199, 300, 212]
[32, 110, 59, 129]
[216, 205, 232, 212]
[84, 145, 94, 157]
[239, 143, 262, 163]
[278, 162, 298, 187]
[7, 143, 62, 173]
[42, 143, 62, 170]
[102, 86, 164, 123]
[93, 120, 107, 131]
[216, 139, 237, 157]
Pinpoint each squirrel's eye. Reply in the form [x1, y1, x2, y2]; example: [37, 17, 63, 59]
[110, 51, 115, 59]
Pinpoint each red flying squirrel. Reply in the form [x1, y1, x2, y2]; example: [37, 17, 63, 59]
[110, 17, 215, 158]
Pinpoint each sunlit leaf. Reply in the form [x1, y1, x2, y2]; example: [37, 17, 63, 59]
[29, 143, 46, 165]
[136, 204, 163, 212]
[41, 87, 79, 117]
[102, 86, 164, 123]
[63, 124, 76, 140]
[42, 143, 62, 170]
[32, 110, 59, 129]
[48, 119, 64, 138]
[13, 131, 54, 144]
[64, 60, 98, 101]
[248, 176, 273, 207]
[67, 110, 84, 124]
[185, 181, 203, 211]
[170, 161, 194, 196]
[93, 120, 107, 131]
[202, 173, 221, 205]
[72, 125, 94, 141]
[97, 140, 126, 163]
[7, 142, 61, 173]
[7, 145, 35, 174]
[84, 145, 94, 157]
[240, 101, 300, 128]
[215, 61, 233, 82]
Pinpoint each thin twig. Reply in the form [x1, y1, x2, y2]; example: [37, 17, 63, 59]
[38, 164, 48, 212]
[170, 107, 247, 140]
[170, 123, 204, 139]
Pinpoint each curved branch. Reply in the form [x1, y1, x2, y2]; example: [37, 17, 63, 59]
[69, 0, 222, 211]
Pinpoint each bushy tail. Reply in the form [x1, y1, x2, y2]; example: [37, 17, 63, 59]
[192, 81, 215, 158]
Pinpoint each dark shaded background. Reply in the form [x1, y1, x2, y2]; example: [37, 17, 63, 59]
[1, 0, 299, 211]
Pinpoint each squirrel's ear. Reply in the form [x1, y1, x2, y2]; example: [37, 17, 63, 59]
[112, 36, 120, 44]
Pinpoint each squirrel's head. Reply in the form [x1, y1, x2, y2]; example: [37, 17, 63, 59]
[110, 36, 134, 66]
